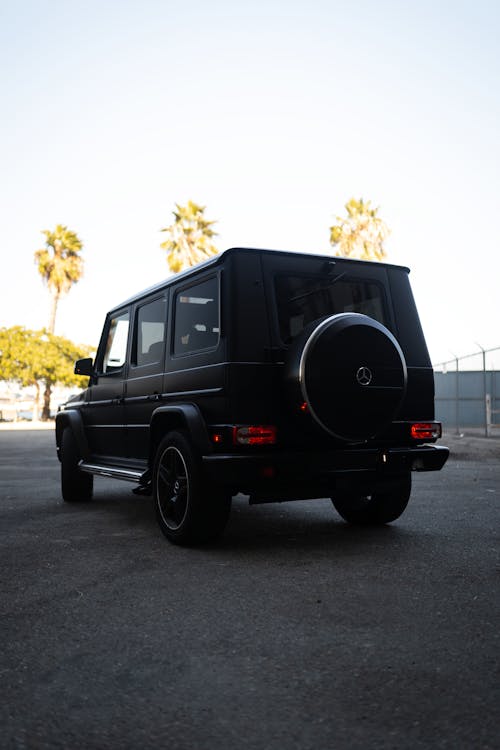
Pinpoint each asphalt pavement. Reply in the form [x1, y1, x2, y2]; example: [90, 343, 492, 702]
[0, 429, 499, 750]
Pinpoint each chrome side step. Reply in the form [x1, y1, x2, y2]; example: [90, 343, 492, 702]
[79, 461, 143, 483]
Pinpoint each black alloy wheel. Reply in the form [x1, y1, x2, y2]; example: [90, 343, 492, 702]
[153, 431, 231, 545]
[155, 442, 189, 533]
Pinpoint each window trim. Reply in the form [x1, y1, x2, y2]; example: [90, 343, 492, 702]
[171, 272, 221, 359]
[130, 294, 168, 371]
[95, 309, 131, 376]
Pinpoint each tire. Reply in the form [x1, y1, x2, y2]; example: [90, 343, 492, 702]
[332, 475, 411, 526]
[153, 431, 231, 545]
[286, 313, 407, 441]
[61, 427, 93, 503]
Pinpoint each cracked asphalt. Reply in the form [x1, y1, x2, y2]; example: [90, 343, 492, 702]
[0, 429, 499, 749]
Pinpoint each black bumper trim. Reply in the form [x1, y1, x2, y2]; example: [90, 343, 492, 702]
[202, 444, 449, 485]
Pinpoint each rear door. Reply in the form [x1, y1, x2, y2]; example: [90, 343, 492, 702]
[124, 294, 168, 460]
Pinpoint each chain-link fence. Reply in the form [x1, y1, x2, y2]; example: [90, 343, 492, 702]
[433, 346, 500, 437]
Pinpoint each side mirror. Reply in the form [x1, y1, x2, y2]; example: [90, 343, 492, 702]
[74, 357, 94, 377]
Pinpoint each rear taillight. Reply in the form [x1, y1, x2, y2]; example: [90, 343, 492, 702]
[232, 425, 277, 446]
[411, 422, 442, 440]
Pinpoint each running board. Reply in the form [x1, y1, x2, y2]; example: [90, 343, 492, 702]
[79, 461, 143, 483]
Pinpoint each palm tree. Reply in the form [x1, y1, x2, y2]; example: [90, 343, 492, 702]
[34, 224, 84, 333]
[160, 201, 219, 273]
[330, 198, 389, 261]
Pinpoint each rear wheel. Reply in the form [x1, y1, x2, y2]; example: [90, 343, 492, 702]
[61, 427, 93, 502]
[153, 431, 231, 545]
[332, 475, 411, 525]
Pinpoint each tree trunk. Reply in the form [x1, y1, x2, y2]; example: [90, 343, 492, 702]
[48, 291, 59, 334]
[41, 380, 52, 421]
[32, 382, 41, 422]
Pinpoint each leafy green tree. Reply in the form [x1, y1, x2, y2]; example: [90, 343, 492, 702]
[34, 224, 85, 333]
[330, 198, 390, 261]
[160, 201, 219, 273]
[0, 327, 91, 421]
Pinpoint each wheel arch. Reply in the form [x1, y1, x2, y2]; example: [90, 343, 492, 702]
[55, 410, 90, 462]
[149, 404, 212, 468]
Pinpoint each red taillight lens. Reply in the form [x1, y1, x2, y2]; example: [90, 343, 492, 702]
[411, 422, 442, 440]
[232, 425, 277, 446]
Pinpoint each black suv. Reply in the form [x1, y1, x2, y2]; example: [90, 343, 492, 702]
[56, 247, 448, 544]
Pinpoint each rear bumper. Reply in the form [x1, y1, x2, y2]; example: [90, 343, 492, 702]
[202, 444, 449, 490]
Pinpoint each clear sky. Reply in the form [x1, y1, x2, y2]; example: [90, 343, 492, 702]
[1, 0, 498, 364]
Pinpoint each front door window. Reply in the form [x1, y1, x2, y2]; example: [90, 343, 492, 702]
[103, 312, 130, 373]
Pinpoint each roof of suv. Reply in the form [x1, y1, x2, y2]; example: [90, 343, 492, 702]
[109, 247, 411, 314]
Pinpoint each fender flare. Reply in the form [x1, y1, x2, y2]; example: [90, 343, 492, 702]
[55, 410, 90, 462]
[149, 403, 212, 466]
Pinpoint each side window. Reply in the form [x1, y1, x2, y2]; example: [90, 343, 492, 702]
[133, 297, 167, 367]
[102, 312, 130, 373]
[173, 277, 219, 356]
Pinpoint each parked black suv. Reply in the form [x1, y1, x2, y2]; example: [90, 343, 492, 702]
[56, 247, 448, 544]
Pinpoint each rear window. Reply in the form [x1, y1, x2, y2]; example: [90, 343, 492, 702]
[275, 274, 388, 343]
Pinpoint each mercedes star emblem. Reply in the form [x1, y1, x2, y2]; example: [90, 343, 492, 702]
[356, 366, 373, 386]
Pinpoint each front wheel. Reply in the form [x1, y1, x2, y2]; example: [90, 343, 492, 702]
[153, 431, 231, 545]
[332, 475, 411, 525]
[61, 427, 93, 502]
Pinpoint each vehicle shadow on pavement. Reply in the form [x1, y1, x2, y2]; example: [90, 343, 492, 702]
[218, 495, 409, 551]
[56, 482, 159, 531]
[67, 485, 412, 554]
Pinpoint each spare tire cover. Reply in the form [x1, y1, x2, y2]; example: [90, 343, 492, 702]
[287, 313, 407, 441]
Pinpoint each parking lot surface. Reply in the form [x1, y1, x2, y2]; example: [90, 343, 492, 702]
[1, 429, 499, 749]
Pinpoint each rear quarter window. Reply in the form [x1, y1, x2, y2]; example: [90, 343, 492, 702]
[173, 276, 220, 355]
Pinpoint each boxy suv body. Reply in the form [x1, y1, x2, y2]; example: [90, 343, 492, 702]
[56, 247, 448, 544]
